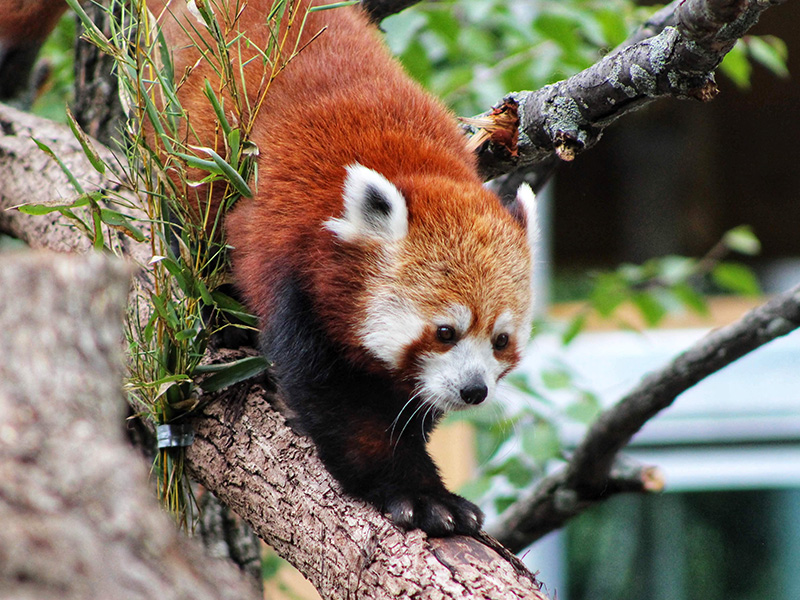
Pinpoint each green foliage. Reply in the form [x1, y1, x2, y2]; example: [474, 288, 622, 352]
[559, 225, 762, 344]
[720, 35, 789, 90]
[383, 0, 653, 115]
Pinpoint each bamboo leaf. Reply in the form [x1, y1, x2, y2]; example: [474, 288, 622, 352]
[65, 107, 106, 174]
[190, 145, 253, 197]
[14, 193, 95, 214]
[203, 79, 232, 136]
[174, 152, 224, 174]
[32, 137, 85, 194]
[308, 0, 359, 11]
[199, 356, 270, 392]
[100, 209, 146, 242]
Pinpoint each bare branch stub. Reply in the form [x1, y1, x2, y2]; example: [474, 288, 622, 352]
[473, 0, 789, 182]
[460, 97, 520, 158]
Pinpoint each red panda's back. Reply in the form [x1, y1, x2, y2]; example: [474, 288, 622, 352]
[152, 0, 494, 338]
[224, 1, 483, 322]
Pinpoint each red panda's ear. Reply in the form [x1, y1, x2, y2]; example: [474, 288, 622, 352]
[506, 183, 538, 250]
[325, 164, 408, 244]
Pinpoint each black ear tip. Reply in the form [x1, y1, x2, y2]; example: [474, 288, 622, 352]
[364, 184, 393, 217]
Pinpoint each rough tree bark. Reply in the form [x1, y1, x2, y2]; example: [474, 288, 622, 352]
[0, 0, 798, 595]
[73, 0, 126, 147]
[0, 252, 259, 600]
[187, 373, 546, 599]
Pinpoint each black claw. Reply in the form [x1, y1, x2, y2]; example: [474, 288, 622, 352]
[382, 491, 483, 536]
[386, 496, 416, 530]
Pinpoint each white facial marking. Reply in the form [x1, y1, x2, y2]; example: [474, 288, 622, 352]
[434, 304, 472, 336]
[324, 163, 408, 244]
[493, 310, 514, 337]
[361, 292, 425, 370]
[494, 308, 530, 350]
[417, 335, 507, 413]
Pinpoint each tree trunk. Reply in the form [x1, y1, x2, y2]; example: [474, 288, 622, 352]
[72, 0, 125, 148]
[0, 252, 259, 600]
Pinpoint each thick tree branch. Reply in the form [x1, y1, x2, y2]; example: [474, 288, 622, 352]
[186, 373, 546, 599]
[472, 0, 788, 182]
[0, 252, 258, 600]
[489, 283, 800, 552]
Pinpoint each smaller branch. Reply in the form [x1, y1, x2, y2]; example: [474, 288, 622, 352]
[568, 283, 800, 491]
[471, 0, 788, 181]
[488, 456, 663, 553]
[490, 283, 800, 552]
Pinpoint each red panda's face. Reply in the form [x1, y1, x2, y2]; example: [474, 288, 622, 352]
[326, 164, 537, 413]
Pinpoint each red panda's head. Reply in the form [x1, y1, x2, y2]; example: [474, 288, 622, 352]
[326, 164, 537, 413]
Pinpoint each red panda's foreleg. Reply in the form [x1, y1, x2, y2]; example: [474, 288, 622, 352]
[260, 271, 484, 536]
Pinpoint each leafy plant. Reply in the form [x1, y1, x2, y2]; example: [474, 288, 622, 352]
[560, 225, 762, 344]
[18, 0, 313, 528]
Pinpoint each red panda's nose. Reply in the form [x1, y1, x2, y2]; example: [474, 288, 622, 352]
[460, 382, 488, 405]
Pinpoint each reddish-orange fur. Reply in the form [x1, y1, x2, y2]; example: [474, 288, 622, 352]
[0, 0, 68, 100]
[0, 0, 67, 45]
[153, 0, 531, 370]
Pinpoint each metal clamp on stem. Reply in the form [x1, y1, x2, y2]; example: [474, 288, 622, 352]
[156, 423, 195, 448]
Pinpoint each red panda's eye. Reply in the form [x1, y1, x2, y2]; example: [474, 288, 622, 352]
[494, 333, 510, 350]
[436, 325, 456, 343]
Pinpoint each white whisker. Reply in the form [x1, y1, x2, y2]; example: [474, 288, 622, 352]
[388, 387, 422, 438]
[393, 392, 428, 451]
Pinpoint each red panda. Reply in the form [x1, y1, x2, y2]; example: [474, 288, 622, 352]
[151, 0, 537, 536]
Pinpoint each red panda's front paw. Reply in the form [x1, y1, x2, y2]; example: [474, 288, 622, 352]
[385, 492, 484, 537]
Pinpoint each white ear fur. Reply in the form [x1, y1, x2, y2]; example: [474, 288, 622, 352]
[515, 183, 539, 250]
[324, 164, 408, 244]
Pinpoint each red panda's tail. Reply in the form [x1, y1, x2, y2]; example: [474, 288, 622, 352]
[0, 0, 67, 101]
